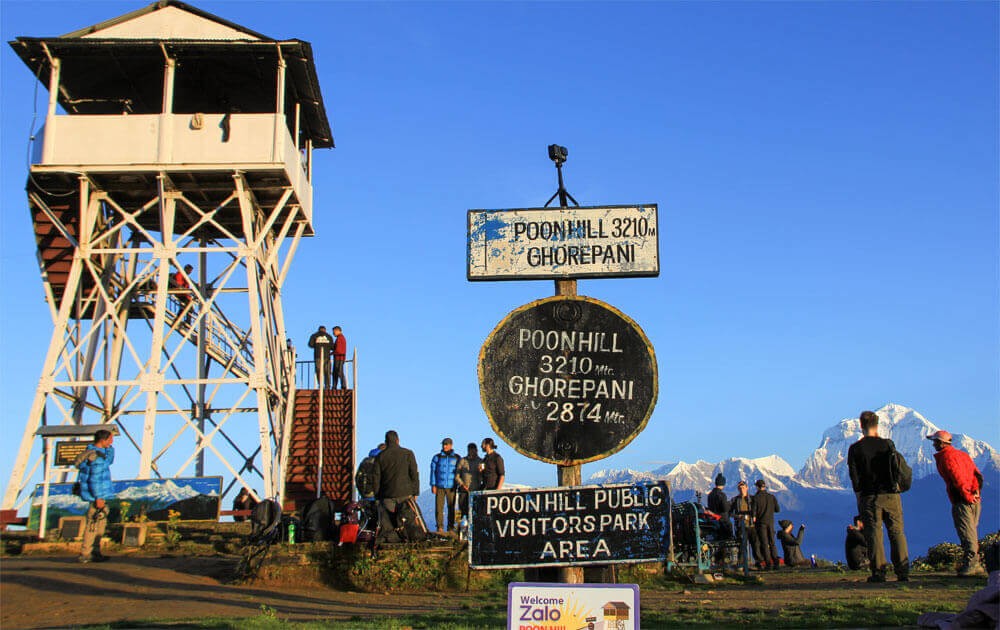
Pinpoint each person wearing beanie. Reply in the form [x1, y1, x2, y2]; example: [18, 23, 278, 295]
[845, 515, 868, 570]
[430, 437, 461, 534]
[928, 429, 986, 577]
[777, 519, 810, 567]
[706, 472, 732, 565]
[752, 479, 781, 570]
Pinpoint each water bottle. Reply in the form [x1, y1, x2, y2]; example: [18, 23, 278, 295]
[459, 516, 468, 541]
[288, 520, 296, 544]
[810, 554, 816, 568]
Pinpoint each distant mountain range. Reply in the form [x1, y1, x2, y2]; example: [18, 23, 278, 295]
[585, 403, 999, 562]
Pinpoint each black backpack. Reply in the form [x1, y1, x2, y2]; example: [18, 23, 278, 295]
[888, 443, 913, 493]
[355, 456, 377, 498]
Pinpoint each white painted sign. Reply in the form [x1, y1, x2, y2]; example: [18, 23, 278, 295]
[467, 205, 659, 281]
[508, 582, 640, 630]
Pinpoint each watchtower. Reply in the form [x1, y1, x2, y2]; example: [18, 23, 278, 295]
[3, 1, 334, 512]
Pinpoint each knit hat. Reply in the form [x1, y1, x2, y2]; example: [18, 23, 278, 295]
[779, 519, 792, 530]
[441, 437, 453, 446]
[714, 473, 726, 486]
[755, 479, 766, 488]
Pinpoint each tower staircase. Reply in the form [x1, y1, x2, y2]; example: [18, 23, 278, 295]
[284, 388, 354, 513]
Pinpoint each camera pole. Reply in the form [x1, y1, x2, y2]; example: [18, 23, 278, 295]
[546, 145, 584, 584]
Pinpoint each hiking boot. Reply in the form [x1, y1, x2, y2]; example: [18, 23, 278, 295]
[957, 564, 986, 577]
[866, 574, 886, 583]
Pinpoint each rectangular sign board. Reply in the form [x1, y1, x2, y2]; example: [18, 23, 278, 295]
[54, 441, 89, 467]
[467, 204, 659, 280]
[469, 481, 670, 569]
[508, 582, 640, 630]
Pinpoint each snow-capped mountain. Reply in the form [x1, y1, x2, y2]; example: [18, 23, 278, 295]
[32, 491, 89, 511]
[589, 455, 799, 495]
[583, 403, 998, 561]
[797, 403, 1000, 490]
[115, 479, 202, 509]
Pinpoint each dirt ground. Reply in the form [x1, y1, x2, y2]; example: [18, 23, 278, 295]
[0, 554, 985, 629]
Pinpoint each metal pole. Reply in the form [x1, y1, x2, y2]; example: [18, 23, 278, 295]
[550, 146, 583, 584]
[317, 353, 324, 498]
[196, 239, 207, 477]
[39, 438, 53, 539]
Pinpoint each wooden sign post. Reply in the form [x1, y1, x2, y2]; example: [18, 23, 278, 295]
[469, 145, 660, 584]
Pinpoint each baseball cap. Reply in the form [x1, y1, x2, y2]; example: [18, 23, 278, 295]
[441, 437, 453, 445]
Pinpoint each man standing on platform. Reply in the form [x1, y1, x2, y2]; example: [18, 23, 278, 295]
[430, 438, 460, 534]
[307, 325, 333, 388]
[75, 429, 115, 563]
[928, 429, 986, 577]
[480, 438, 505, 491]
[332, 325, 348, 390]
[848, 410, 910, 583]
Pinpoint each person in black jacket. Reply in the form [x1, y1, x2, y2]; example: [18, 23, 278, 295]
[307, 326, 334, 388]
[707, 473, 732, 566]
[847, 410, 909, 582]
[845, 515, 869, 570]
[752, 479, 781, 569]
[777, 519, 809, 567]
[372, 430, 420, 517]
[707, 473, 732, 538]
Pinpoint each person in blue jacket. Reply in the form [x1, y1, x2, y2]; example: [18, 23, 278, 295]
[430, 438, 460, 533]
[74, 429, 115, 563]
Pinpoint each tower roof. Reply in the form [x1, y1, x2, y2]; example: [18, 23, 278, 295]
[9, 1, 333, 148]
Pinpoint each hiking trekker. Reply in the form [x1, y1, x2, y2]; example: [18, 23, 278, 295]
[455, 443, 483, 524]
[75, 429, 115, 563]
[372, 431, 419, 510]
[480, 438, 505, 490]
[927, 429, 986, 577]
[331, 326, 348, 390]
[355, 444, 384, 500]
[307, 326, 334, 388]
[730, 480, 759, 567]
[777, 519, 810, 567]
[752, 479, 781, 570]
[707, 473, 732, 565]
[847, 410, 910, 583]
[430, 437, 460, 533]
[845, 515, 868, 570]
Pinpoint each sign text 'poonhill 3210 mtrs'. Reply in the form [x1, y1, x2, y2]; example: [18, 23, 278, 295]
[469, 481, 671, 569]
[478, 295, 657, 465]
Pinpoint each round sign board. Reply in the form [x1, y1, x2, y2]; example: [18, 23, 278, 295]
[478, 295, 657, 465]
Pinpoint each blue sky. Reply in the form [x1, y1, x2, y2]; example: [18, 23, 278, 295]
[1, 1, 997, 496]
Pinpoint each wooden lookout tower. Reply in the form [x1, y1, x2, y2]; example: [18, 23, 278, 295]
[3, 1, 347, 515]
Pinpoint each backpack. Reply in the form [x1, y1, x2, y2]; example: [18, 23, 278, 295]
[355, 456, 377, 498]
[889, 443, 913, 493]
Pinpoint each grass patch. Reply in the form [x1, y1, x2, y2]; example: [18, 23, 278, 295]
[643, 596, 965, 628]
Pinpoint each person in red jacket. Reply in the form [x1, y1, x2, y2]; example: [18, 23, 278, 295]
[332, 326, 348, 390]
[928, 429, 986, 577]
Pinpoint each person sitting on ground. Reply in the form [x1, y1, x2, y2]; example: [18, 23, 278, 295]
[777, 519, 810, 567]
[845, 515, 869, 570]
[232, 488, 258, 522]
